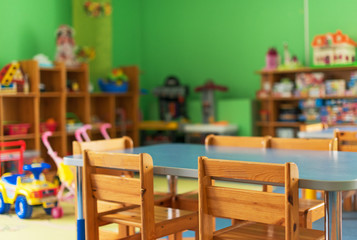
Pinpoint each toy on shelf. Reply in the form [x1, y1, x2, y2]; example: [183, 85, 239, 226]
[98, 68, 129, 93]
[273, 78, 294, 97]
[265, 48, 279, 70]
[75, 46, 96, 63]
[3, 122, 31, 136]
[33, 54, 54, 68]
[325, 79, 346, 96]
[295, 73, 325, 97]
[312, 30, 357, 66]
[55, 25, 79, 67]
[278, 43, 303, 70]
[195, 80, 227, 124]
[0, 62, 28, 94]
[347, 72, 357, 95]
[40, 118, 58, 133]
[0, 140, 58, 219]
[153, 76, 189, 122]
[66, 112, 83, 133]
[42, 132, 75, 218]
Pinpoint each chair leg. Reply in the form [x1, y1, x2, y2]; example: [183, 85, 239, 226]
[118, 225, 129, 237]
[168, 233, 182, 240]
[343, 196, 353, 211]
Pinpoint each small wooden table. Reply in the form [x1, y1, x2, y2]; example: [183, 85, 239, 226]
[65, 143, 357, 240]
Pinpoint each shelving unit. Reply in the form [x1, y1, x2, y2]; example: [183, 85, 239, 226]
[1, 60, 140, 172]
[256, 66, 357, 137]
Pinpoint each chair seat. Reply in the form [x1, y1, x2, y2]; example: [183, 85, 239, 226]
[100, 205, 197, 227]
[214, 222, 325, 240]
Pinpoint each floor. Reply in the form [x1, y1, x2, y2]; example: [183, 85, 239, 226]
[0, 177, 357, 239]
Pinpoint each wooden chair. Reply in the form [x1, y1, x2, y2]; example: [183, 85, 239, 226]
[202, 135, 326, 229]
[299, 123, 327, 132]
[73, 137, 172, 237]
[333, 130, 357, 211]
[268, 137, 336, 228]
[84, 150, 198, 240]
[198, 157, 325, 240]
[174, 135, 270, 212]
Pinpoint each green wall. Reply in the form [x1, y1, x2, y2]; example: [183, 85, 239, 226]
[0, 0, 72, 67]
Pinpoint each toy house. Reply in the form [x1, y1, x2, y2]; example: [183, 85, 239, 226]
[312, 30, 357, 66]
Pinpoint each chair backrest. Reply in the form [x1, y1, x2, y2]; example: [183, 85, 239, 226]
[334, 130, 357, 152]
[299, 123, 326, 132]
[205, 134, 269, 148]
[268, 137, 337, 151]
[198, 157, 299, 240]
[84, 151, 155, 239]
[73, 136, 133, 155]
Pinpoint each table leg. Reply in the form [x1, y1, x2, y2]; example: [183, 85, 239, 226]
[324, 191, 342, 240]
[76, 166, 85, 240]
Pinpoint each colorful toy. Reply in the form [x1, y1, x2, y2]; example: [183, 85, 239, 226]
[0, 140, 58, 219]
[55, 25, 79, 67]
[42, 131, 75, 218]
[0, 62, 26, 93]
[312, 30, 357, 66]
[278, 43, 303, 70]
[273, 78, 294, 97]
[98, 68, 129, 93]
[195, 80, 227, 123]
[75, 46, 96, 63]
[153, 76, 189, 121]
[84, 1, 112, 17]
[33, 54, 53, 67]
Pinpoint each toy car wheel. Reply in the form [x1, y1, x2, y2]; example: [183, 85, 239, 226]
[44, 201, 58, 215]
[0, 193, 11, 214]
[51, 206, 63, 218]
[15, 195, 33, 219]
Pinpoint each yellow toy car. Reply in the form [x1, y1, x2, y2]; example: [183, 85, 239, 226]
[0, 163, 58, 219]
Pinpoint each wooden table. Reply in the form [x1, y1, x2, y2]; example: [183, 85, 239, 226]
[64, 143, 357, 240]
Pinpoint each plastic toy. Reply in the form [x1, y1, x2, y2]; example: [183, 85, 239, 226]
[312, 30, 357, 66]
[153, 76, 189, 121]
[0, 62, 26, 93]
[98, 68, 129, 93]
[278, 43, 303, 70]
[0, 141, 58, 219]
[195, 80, 227, 123]
[42, 131, 75, 218]
[33, 54, 54, 67]
[74, 123, 112, 142]
[265, 48, 279, 70]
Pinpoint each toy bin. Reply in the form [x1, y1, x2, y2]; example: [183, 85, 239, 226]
[98, 79, 128, 93]
[4, 123, 31, 135]
[40, 122, 58, 133]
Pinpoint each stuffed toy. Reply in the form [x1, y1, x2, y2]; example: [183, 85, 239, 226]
[55, 25, 79, 67]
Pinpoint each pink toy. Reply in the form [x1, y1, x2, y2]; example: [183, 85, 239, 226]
[42, 131, 76, 218]
[74, 123, 112, 142]
[100, 123, 112, 140]
[265, 48, 279, 70]
[74, 124, 92, 142]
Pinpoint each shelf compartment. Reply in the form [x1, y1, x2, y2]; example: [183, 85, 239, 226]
[40, 97, 64, 132]
[67, 97, 89, 125]
[0, 93, 37, 98]
[2, 97, 37, 135]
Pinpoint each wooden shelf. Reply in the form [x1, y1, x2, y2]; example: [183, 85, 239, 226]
[0, 93, 37, 98]
[67, 92, 87, 97]
[3, 133, 35, 140]
[257, 65, 357, 75]
[255, 66, 357, 137]
[40, 92, 62, 97]
[91, 92, 134, 98]
[40, 66, 62, 71]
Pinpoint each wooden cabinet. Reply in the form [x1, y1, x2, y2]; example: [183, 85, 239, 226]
[256, 66, 357, 137]
[0, 60, 139, 172]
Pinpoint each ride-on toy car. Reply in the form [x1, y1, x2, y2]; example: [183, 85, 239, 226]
[0, 162, 58, 219]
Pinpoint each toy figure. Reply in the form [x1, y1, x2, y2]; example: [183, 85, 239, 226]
[265, 48, 279, 70]
[195, 80, 228, 123]
[55, 25, 79, 67]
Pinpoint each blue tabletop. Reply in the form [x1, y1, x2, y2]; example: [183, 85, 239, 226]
[64, 143, 357, 191]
